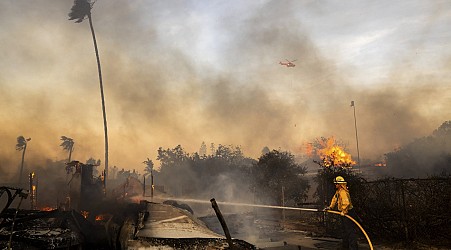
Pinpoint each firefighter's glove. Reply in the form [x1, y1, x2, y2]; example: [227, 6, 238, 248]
[340, 211, 345, 216]
[323, 206, 330, 211]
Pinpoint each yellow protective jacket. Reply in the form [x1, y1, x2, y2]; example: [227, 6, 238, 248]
[329, 186, 353, 214]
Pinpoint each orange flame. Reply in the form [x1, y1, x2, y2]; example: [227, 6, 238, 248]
[374, 162, 386, 167]
[308, 137, 356, 168]
[304, 142, 314, 157]
[95, 214, 111, 221]
[40, 206, 55, 211]
[81, 211, 89, 219]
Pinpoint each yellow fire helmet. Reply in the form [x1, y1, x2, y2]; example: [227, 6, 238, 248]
[334, 176, 347, 184]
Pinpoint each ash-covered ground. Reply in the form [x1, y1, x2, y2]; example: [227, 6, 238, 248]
[198, 208, 443, 250]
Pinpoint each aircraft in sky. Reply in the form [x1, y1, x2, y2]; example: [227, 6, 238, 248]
[279, 59, 296, 67]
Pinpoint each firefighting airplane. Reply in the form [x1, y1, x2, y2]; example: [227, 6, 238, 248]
[279, 59, 296, 67]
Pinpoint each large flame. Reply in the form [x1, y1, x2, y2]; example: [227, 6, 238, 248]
[305, 137, 356, 168]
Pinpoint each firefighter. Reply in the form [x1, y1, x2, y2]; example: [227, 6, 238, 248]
[324, 176, 359, 250]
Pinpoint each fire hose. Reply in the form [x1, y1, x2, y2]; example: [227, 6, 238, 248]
[324, 210, 374, 250]
[256, 205, 374, 250]
[208, 201, 374, 250]
[172, 198, 374, 249]
[251, 206, 374, 250]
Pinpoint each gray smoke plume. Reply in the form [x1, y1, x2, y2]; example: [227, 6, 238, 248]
[0, 1, 450, 179]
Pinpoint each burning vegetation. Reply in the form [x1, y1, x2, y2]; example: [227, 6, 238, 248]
[305, 137, 356, 168]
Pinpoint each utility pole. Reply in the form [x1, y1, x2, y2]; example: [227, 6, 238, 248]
[351, 101, 361, 169]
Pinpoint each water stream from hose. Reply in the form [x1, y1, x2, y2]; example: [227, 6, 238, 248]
[153, 196, 373, 250]
[161, 197, 319, 212]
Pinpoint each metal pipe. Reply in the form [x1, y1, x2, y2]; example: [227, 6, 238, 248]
[210, 198, 234, 249]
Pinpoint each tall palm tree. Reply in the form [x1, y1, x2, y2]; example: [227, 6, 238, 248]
[69, 0, 109, 185]
[60, 136, 75, 163]
[16, 136, 31, 185]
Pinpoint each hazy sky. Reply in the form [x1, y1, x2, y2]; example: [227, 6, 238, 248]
[1, 0, 450, 176]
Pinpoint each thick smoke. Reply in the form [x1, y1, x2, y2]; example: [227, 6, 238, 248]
[0, 0, 450, 180]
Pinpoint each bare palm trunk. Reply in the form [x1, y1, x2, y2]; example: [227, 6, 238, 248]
[18, 145, 27, 185]
[68, 146, 73, 163]
[88, 13, 109, 192]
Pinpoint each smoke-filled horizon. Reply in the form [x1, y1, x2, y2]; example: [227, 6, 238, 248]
[1, 1, 450, 178]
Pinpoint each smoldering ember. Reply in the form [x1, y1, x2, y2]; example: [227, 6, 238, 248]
[1, 0, 451, 250]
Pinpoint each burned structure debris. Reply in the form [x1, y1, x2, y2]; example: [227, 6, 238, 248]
[124, 201, 256, 250]
[0, 208, 105, 249]
[0, 161, 258, 249]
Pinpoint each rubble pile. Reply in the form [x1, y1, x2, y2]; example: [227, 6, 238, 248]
[126, 201, 257, 249]
[0, 209, 85, 249]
